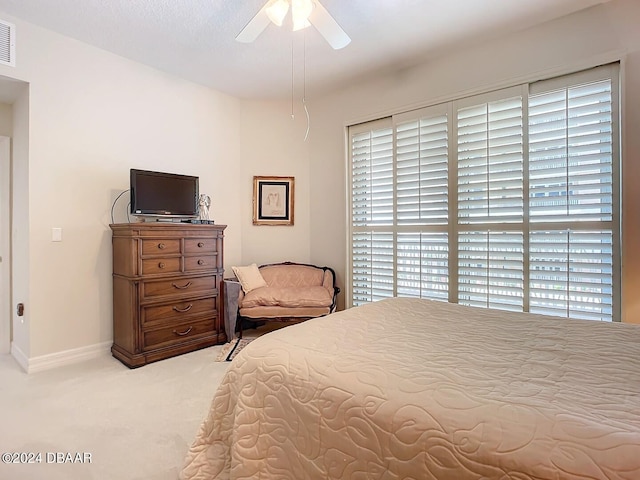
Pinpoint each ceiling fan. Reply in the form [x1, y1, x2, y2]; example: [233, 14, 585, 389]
[236, 0, 351, 50]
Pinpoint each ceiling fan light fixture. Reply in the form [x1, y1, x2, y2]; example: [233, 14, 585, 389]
[265, 0, 290, 27]
[292, 0, 314, 31]
[236, 0, 350, 50]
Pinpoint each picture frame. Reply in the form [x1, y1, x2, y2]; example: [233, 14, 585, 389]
[253, 176, 295, 226]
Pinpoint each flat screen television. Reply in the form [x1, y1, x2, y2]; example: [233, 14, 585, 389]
[130, 169, 199, 219]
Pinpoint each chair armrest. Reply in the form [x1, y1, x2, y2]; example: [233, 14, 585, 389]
[321, 267, 339, 313]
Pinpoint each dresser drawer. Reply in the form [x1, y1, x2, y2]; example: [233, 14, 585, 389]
[185, 255, 217, 272]
[141, 239, 181, 256]
[143, 318, 215, 351]
[141, 257, 181, 276]
[185, 238, 217, 254]
[142, 296, 217, 325]
[142, 275, 217, 300]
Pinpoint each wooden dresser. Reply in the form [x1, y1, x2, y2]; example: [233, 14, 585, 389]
[110, 222, 227, 368]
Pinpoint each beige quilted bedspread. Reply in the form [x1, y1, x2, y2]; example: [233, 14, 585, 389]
[180, 297, 640, 479]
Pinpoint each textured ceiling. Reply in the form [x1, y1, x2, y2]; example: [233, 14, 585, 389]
[0, 0, 610, 99]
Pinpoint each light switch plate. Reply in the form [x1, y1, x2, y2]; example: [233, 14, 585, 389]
[52, 227, 62, 242]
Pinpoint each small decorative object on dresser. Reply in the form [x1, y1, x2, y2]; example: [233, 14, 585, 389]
[198, 193, 211, 222]
[110, 222, 227, 368]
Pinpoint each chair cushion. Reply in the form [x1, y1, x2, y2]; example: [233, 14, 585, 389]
[241, 286, 333, 309]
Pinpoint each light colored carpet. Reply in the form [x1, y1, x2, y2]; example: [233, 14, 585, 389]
[0, 323, 285, 480]
[0, 344, 230, 480]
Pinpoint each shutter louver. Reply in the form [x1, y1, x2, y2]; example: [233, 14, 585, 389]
[352, 232, 394, 305]
[458, 97, 523, 224]
[397, 232, 449, 300]
[396, 114, 448, 225]
[352, 128, 394, 227]
[458, 231, 524, 311]
[530, 230, 613, 321]
[529, 80, 613, 222]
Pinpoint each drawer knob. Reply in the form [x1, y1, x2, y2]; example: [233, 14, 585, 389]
[173, 303, 193, 313]
[173, 326, 193, 336]
[172, 281, 192, 290]
[158, 243, 166, 250]
[198, 259, 205, 266]
[197, 242, 204, 248]
[158, 262, 166, 269]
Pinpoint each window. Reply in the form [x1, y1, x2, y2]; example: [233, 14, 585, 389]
[348, 64, 620, 321]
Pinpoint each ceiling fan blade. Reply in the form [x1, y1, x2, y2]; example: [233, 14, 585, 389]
[308, 1, 351, 50]
[236, 2, 272, 43]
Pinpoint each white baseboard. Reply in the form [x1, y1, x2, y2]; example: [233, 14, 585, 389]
[12, 341, 112, 373]
[10, 342, 29, 372]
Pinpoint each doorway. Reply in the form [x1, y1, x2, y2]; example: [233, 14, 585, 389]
[0, 136, 9, 354]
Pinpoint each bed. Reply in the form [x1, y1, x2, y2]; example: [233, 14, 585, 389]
[180, 297, 640, 479]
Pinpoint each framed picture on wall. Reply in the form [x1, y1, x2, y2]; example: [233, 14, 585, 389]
[253, 176, 295, 226]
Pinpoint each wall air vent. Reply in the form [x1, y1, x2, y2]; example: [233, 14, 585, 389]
[0, 20, 15, 67]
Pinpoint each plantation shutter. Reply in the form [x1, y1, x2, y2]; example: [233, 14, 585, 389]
[347, 63, 619, 321]
[350, 119, 394, 305]
[458, 231, 524, 311]
[528, 65, 618, 321]
[395, 105, 450, 301]
[456, 88, 525, 311]
[457, 94, 524, 224]
[396, 110, 449, 226]
[529, 230, 613, 320]
[529, 77, 613, 223]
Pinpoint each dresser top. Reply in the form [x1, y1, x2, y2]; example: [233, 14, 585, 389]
[110, 222, 227, 237]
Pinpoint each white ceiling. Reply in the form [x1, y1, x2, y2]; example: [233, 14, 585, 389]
[0, 0, 610, 100]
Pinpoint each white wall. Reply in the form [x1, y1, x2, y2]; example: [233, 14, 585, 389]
[11, 85, 30, 359]
[238, 100, 311, 265]
[308, 0, 640, 320]
[0, 103, 12, 135]
[0, 14, 244, 361]
[0, 103, 11, 354]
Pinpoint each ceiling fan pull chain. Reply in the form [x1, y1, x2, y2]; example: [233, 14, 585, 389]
[291, 34, 295, 120]
[303, 30, 310, 141]
[303, 101, 310, 141]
